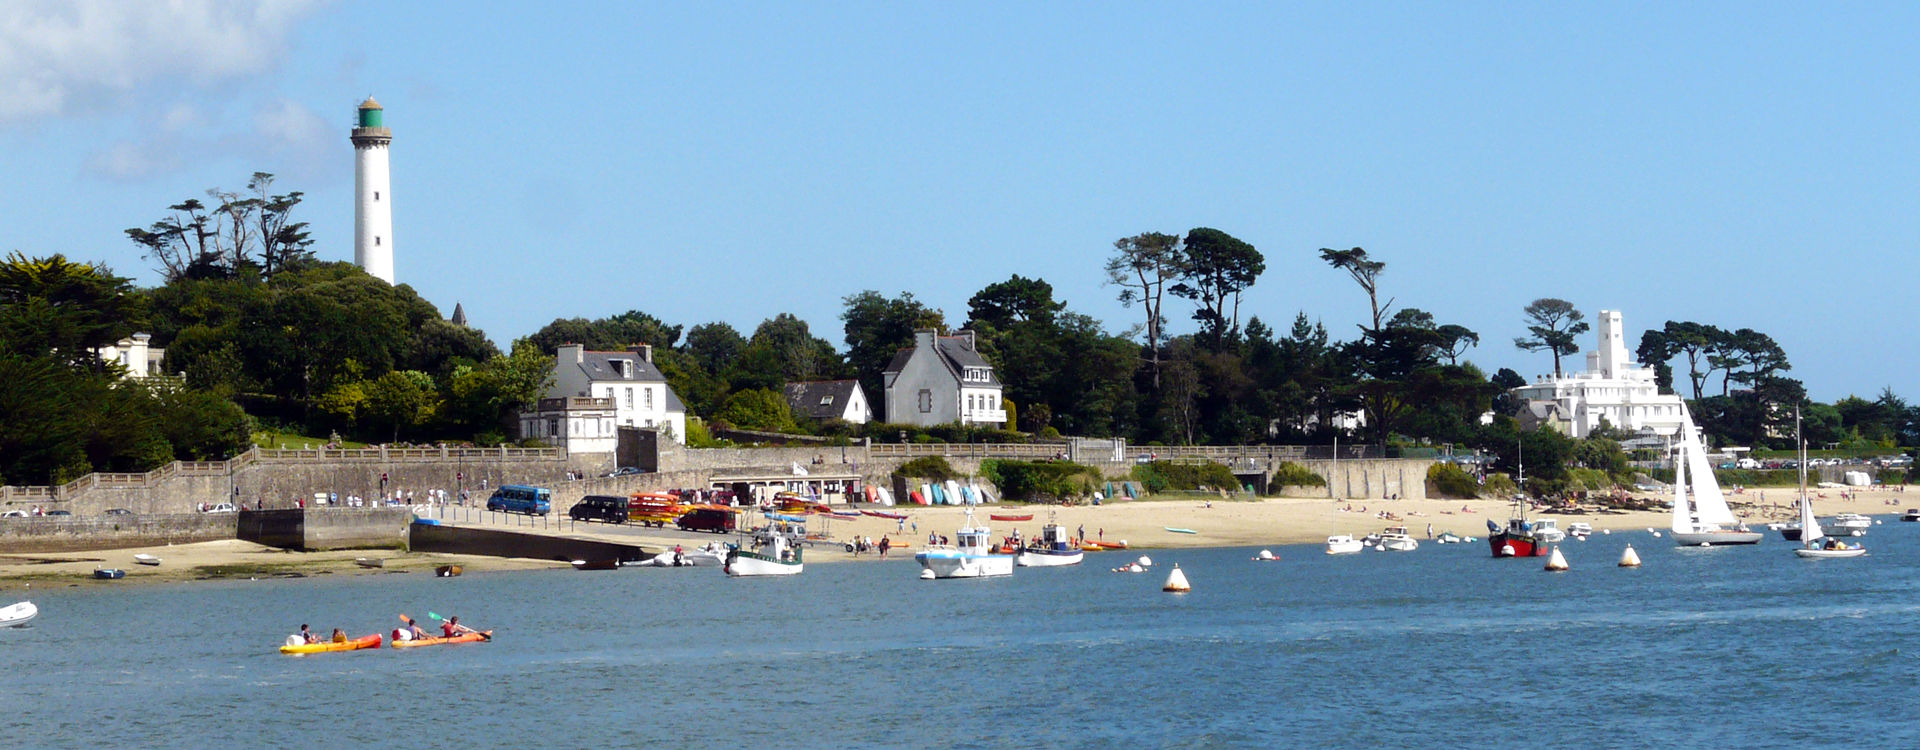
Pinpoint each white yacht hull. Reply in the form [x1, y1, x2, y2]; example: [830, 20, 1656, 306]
[1376, 536, 1419, 552]
[0, 601, 36, 628]
[1325, 536, 1363, 555]
[724, 552, 802, 577]
[1014, 549, 1083, 567]
[1794, 547, 1866, 559]
[1672, 529, 1763, 546]
[916, 551, 1014, 578]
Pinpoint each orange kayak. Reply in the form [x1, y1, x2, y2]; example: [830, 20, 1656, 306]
[281, 634, 382, 654]
[391, 630, 492, 648]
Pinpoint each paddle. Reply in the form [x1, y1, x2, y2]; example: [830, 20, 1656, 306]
[427, 611, 490, 641]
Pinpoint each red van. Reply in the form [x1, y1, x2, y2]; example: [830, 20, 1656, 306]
[676, 507, 738, 533]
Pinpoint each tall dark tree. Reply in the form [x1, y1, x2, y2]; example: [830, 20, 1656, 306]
[125, 172, 312, 282]
[841, 290, 945, 420]
[1319, 247, 1391, 334]
[1513, 298, 1588, 377]
[1170, 227, 1263, 348]
[0, 253, 141, 374]
[967, 274, 1064, 330]
[1105, 232, 1182, 387]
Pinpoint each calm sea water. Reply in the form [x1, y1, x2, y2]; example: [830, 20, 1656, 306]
[6, 520, 1920, 749]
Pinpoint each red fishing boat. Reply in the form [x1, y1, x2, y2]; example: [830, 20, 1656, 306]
[989, 513, 1034, 522]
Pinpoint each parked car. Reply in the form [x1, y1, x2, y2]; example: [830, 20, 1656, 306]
[104, 508, 134, 516]
[603, 467, 644, 478]
[205, 503, 238, 513]
[485, 485, 551, 516]
[44, 510, 70, 516]
[569, 495, 629, 524]
[0, 510, 27, 518]
[676, 507, 738, 534]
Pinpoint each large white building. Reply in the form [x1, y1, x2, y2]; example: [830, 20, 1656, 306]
[1511, 310, 1687, 439]
[351, 96, 394, 284]
[883, 329, 1006, 427]
[534, 344, 688, 444]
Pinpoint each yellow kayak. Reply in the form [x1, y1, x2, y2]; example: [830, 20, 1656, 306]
[280, 634, 383, 654]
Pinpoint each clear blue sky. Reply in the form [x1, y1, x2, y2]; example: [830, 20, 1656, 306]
[4, 1, 1915, 402]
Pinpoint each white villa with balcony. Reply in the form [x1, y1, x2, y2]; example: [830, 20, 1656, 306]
[529, 343, 688, 445]
[883, 329, 1007, 427]
[1510, 310, 1687, 440]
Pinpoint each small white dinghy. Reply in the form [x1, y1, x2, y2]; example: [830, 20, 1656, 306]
[0, 601, 37, 628]
[133, 554, 161, 566]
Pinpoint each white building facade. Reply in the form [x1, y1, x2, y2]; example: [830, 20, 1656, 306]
[882, 330, 1007, 427]
[541, 344, 688, 444]
[517, 396, 617, 454]
[1510, 309, 1687, 439]
[784, 380, 873, 424]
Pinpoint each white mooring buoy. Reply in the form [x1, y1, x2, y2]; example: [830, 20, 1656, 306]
[1619, 543, 1641, 568]
[1163, 563, 1191, 592]
[1545, 546, 1569, 572]
[1500, 544, 1516, 557]
[919, 568, 935, 580]
[1137, 555, 1153, 568]
[1254, 549, 1275, 561]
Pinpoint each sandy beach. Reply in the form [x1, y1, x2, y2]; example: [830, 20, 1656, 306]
[3, 485, 1909, 589]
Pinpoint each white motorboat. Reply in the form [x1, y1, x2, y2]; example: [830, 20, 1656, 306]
[1014, 522, 1083, 567]
[1375, 526, 1419, 552]
[1823, 513, 1871, 536]
[1325, 534, 1363, 555]
[1531, 519, 1567, 543]
[1566, 522, 1592, 540]
[725, 531, 803, 577]
[1670, 414, 1763, 546]
[133, 553, 161, 566]
[916, 509, 1014, 578]
[0, 601, 36, 628]
[1434, 532, 1464, 544]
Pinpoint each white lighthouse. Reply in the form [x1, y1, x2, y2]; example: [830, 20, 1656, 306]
[351, 96, 394, 284]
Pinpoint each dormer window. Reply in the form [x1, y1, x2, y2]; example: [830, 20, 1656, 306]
[820, 396, 834, 406]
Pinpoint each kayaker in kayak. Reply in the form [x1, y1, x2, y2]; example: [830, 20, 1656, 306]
[330, 628, 347, 643]
[440, 615, 476, 638]
[401, 616, 429, 641]
[298, 624, 319, 644]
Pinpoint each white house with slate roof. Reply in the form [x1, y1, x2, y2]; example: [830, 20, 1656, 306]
[784, 380, 872, 424]
[535, 343, 688, 445]
[883, 330, 1006, 427]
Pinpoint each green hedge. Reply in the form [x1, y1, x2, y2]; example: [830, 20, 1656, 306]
[1130, 461, 1239, 494]
[1426, 462, 1477, 498]
[980, 459, 1100, 502]
[893, 456, 957, 481]
[1272, 461, 1327, 489]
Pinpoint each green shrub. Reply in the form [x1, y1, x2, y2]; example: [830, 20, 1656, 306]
[1481, 473, 1517, 497]
[981, 459, 1100, 502]
[894, 456, 956, 481]
[1131, 460, 1239, 494]
[1272, 461, 1327, 489]
[1426, 462, 1477, 498]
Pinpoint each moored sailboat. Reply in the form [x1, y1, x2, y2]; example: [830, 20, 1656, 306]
[1669, 416, 1762, 546]
[1790, 409, 1863, 559]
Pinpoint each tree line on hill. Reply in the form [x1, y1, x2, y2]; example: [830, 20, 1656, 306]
[3, 175, 1916, 490]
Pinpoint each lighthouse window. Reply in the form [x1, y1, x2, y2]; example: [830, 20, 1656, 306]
[374, 191, 380, 200]
[375, 236, 381, 246]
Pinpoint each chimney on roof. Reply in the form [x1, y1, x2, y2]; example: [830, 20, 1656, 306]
[628, 343, 652, 363]
[914, 329, 937, 351]
[560, 343, 585, 364]
[955, 329, 976, 351]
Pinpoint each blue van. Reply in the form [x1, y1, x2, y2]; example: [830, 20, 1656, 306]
[486, 485, 551, 516]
